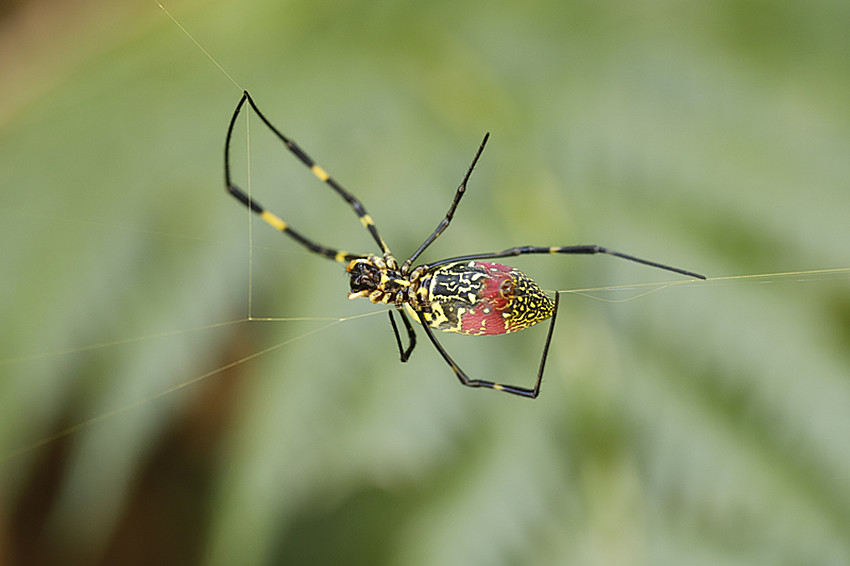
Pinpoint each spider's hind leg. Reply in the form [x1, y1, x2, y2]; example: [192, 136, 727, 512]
[414, 292, 560, 399]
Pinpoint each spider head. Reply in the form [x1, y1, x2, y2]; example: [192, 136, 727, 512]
[347, 258, 382, 296]
[346, 256, 409, 303]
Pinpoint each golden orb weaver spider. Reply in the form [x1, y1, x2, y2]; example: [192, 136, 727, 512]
[224, 91, 705, 398]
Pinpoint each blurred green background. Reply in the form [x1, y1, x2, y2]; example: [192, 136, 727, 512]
[1, 0, 849, 565]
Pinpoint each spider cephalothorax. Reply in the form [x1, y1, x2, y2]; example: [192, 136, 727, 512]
[346, 256, 417, 306]
[224, 90, 705, 398]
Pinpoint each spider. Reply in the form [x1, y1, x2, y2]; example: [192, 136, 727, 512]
[224, 91, 705, 399]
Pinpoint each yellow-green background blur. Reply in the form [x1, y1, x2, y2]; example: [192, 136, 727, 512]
[1, 1, 849, 565]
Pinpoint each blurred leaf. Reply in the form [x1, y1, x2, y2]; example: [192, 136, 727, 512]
[1, 0, 849, 565]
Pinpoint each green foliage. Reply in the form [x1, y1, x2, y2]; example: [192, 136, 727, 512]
[1, 0, 849, 564]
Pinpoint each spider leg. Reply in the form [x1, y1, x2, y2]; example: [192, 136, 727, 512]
[402, 133, 489, 271]
[226, 186, 364, 263]
[427, 245, 706, 280]
[388, 308, 417, 362]
[412, 293, 560, 399]
[225, 91, 390, 262]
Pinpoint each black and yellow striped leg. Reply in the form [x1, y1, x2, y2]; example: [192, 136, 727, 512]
[225, 91, 393, 259]
[225, 185, 363, 263]
[427, 245, 706, 280]
[402, 133, 490, 271]
[413, 293, 560, 399]
[388, 308, 417, 362]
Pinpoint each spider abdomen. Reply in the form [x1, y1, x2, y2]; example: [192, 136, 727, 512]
[416, 261, 555, 336]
